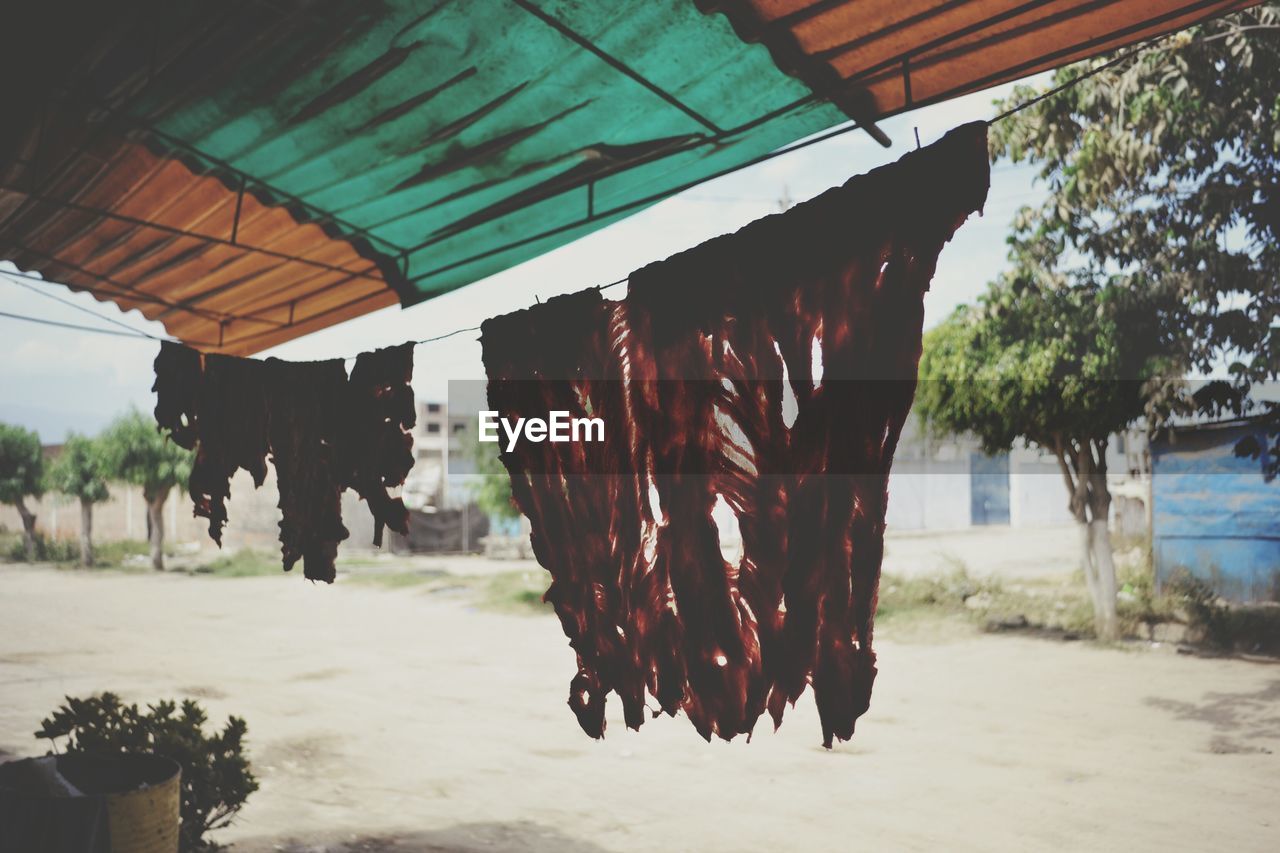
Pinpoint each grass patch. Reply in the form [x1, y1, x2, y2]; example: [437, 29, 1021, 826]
[877, 559, 1095, 640]
[346, 566, 549, 613]
[347, 569, 447, 589]
[187, 549, 281, 578]
[2, 535, 171, 570]
[477, 570, 550, 614]
[94, 539, 152, 567]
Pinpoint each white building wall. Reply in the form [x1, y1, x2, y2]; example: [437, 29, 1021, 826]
[1008, 456, 1075, 527]
[886, 458, 972, 531]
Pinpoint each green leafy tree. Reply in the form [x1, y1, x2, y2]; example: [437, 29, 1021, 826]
[37, 692, 259, 852]
[467, 434, 520, 521]
[46, 433, 110, 567]
[0, 422, 44, 561]
[989, 5, 1280, 460]
[100, 409, 192, 571]
[917, 276, 1171, 640]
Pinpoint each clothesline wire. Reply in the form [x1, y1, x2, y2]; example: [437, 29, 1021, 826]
[0, 307, 162, 340]
[1, 271, 176, 343]
[0, 41, 1154, 357]
[986, 37, 1152, 125]
[329, 275, 632, 360]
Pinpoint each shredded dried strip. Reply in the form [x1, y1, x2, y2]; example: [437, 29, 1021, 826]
[267, 358, 350, 582]
[345, 343, 417, 547]
[152, 343, 416, 581]
[481, 122, 991, 745]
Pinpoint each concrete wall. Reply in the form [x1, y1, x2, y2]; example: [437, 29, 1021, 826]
[0, 468, 380, 557]
[886, 459, 972, 531]
[1009, 457, 1075, 527]
[0, 482, 207, 548]
[885, 451, 1084, 532]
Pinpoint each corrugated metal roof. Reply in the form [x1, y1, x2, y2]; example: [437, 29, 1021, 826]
[702, 0, 1261, 118]
[1, 132, 399, 355]
[0, 1, 1261, 355]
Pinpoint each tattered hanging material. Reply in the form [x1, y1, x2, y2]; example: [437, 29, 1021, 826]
[481, 122, 991, 746]
[187, 354, 271, 547]
[267, 357, 350, 582]
[152, 341, 416, 582]
[345, 343, 418, 548]
[483, 290, 651, 737]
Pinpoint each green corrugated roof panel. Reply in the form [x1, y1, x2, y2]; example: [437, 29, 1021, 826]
[139, 0, 848, 305]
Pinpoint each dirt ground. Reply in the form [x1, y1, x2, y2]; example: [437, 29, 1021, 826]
[882, 523, 1081, 579]
[359, 523, 1084, 584]
[1, 561, 1276, 852]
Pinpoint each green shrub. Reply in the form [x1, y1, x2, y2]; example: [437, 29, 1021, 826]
[5, 532, 78, 563]
[36, 693, 258, 852]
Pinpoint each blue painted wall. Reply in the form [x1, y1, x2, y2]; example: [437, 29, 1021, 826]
[970, 452, 1011, 526]
[1151, 422, 1280, 603]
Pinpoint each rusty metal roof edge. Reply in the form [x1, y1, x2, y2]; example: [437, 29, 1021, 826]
[693, 0, 891, 147]
[129, 133, 415, 307]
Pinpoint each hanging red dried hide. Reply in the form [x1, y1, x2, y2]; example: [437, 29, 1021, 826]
[481, 122, 991, 745]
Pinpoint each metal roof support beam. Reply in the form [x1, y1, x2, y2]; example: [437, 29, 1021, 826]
[509, 0, 724, 135]
[0, 260, 282, 330]
[3, 186, 386, 285]
[401, 91, 855, 257]
[406, 115, 876, 290]
[4, 91, 409, 261]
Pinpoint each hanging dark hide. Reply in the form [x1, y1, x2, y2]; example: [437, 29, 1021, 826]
[187, 353, 271, 546]
[267, 357, 350, 582]
[152, 343, 416, 582]
[344, 342, 417, 548]
[152, 341, 201, 451]
[481, 122, 991, 745]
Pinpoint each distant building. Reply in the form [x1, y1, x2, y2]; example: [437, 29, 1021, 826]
[405, 401, 475, 510]
[882, 418, 1149, 532]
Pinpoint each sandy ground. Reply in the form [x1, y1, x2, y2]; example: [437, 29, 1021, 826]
[882, 523, 1081, 579]
[1, 562, 1276, 852]
[361, 524, 1084, 584]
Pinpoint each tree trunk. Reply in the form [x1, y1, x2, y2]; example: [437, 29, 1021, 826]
[1076, 519, 1102, 618]
[79, 499, 94, 567]
[146, 491, 168, 571]
[1055, 434, 1120, 641]
[1090, 519, 1119, 640]
[13, 499, 37, 561]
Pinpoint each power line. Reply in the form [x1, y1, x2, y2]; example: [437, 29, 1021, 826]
[2, 272, 168, 341]
[0, 308, 163, 340]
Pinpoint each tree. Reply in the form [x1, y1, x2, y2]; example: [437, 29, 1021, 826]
[916, 276, 1170, 640]
[46, 433, 111, 567]
[467, 434, 520, 522]
[988, 5, 1280, 460]
[100, 409, 192, 571]
[0, 422, 44, 560]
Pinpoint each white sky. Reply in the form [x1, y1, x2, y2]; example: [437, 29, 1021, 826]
[0, 80, 1047, 441]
